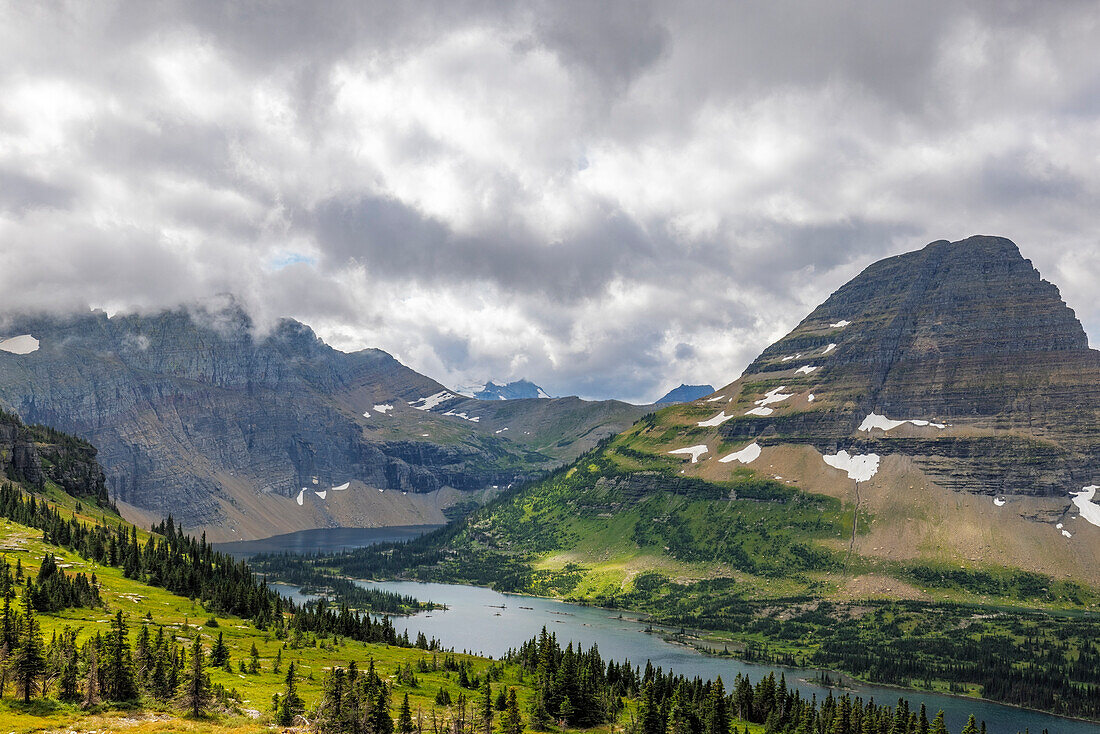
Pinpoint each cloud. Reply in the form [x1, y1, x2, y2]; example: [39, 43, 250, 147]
[1, 0, 1099, 402]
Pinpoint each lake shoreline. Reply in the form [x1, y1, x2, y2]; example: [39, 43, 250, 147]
[351, 575, 1100, 730]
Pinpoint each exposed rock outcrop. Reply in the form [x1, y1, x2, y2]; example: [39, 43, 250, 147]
[718, 235, 1100, 496]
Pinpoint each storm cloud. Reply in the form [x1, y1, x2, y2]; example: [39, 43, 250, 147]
[1, 1, 1098, 402]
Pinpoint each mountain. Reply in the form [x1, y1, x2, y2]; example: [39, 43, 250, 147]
[466, 379, 552, 400]
[404, 236, 1100, 603]
[0, 306, 648, 540]
[0, 407, 111, 508]
[655, 383, 715, 404]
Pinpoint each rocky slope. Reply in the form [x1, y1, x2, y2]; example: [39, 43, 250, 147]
[721, 235, 1100, 497]
[426, 236, 1100, 598]
[0, 306, 647, 539]
[0, 408, 111, 506]
[465, 379, 552, 400]
[655, 384, 715, 404]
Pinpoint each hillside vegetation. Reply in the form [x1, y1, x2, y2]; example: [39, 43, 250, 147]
[0, 411, 999, 733]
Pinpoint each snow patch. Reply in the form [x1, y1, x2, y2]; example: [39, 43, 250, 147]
[536, 387, 552, 399]
[822, 343, 837, 354]
[374, 404, 393, 414]
[409, 391, 457, 411]
[315, 491, 327, 500]
[698, 411, 734, 427]
[332, 482, 349, 491]
[443, 410, 480, 423]
[719, 443, 761, 464]
[823, 450, 881, 482]
[1062, 530, 1073, 538]
[830, 320, 851, 328]
[495, 427, 509, 434]
[362, 410, 370, 418]
[781, 353, 802, 362]
[1070, 486, 1100, 528]
[669, 445, 708, 463]
[295, 489, 305, 506]
[795, 365, 819, 375]
[745, 406, 774, 416]
[859, 412, 946, 432]
[706, 395, 727, 402]
[0, 335, 39, 354]
[993, 497, 1006, 507]
[756, 386, 793, 408]
[807, 394, 816, 403]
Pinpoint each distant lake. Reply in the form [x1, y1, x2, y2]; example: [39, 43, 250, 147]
[355, 580, 1099, 734]
[213, 524, 441, 558]
[252, 535, 1100, 734]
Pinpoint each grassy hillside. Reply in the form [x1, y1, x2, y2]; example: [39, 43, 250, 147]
[287, 425, 1100, 721]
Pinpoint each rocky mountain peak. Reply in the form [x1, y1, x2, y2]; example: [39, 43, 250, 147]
[715, 235, 1099, 498]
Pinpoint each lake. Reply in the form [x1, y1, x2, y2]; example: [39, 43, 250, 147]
[213, 524, 442, 558]
[338, 580, 1097, 734]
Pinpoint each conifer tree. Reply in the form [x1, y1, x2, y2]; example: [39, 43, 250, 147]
[83, 643, 100, 708]
[500, 688, 525, 734]
[482, 677, 494, 734]
[278, 661, 305, 725]
[372, 687, 394, 734]
[703, 677, 729, 734]
[102, 610, 137, 700]
[961, 715, 980, 734]
[667, 684, 692, 734]
[59, 643, 80, 702]
[930, 711, 949, 734]
[179, 635, 211, 717]
[399, 692, 416, 734]
[210, 631, 229, 669]
[12, 592, 45, 702]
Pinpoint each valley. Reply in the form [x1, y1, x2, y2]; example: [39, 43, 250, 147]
[0, 411, 1015, 734]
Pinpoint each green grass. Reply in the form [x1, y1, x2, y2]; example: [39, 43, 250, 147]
[3, 513, 773, 734]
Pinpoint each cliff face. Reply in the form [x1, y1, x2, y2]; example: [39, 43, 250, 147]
[721, 235, 1100, 496]
[0, 307, 647, 537]
[0, 409, 111, 505]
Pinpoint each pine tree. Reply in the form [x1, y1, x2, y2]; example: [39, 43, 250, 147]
[59, 642, 80, 702]
[637, 683, 662, 734]
[83, 643, 100, 708]
[102, 610, 137, 700]
[399, 692, 416, 734]
[179, 635, 211, 718]
[210, 631, 229, 669]
[11, 592, 45, 702]
[703, 677, 729, 734]
[248, 642, 260, 673]
[930, 711, 948, 734]
[500, 688, 525, 734]
[372, 687, 394, 734]
[961, 715, 980, 734]
[482, 677, 494, 734]
[667, 684, 692, 734]
[277, 661, 305, 725]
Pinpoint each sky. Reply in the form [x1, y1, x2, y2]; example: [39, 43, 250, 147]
[1, 1, 1099, 403]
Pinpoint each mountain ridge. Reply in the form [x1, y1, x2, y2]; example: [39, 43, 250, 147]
[0, 306, 648, 540]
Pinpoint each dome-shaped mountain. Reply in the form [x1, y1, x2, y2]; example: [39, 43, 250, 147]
[714, 235, 1100, 497]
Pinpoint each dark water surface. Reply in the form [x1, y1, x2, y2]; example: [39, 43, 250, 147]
[352, 580, 1099, 734]
[213, 524, 441, 558]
